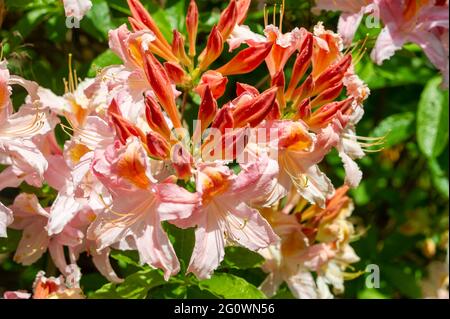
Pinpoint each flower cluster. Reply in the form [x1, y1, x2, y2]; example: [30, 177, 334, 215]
[313, 0, 449, 87]
[1, 0, 373, 298]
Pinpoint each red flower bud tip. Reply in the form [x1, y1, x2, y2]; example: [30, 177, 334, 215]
[217, 0, 238, 40]
[194, 70, 228, 99]
[198, 26, 224, 71]
[171, 30, 191, 67]
[236, 0, 251, 25]
[128, 17, 178, 62]
[127, 0, 172, 51]
[144, 94, 171, 140]
[286, 32, 313, 100]
[291, 75, 315, 108]
[233, 86, 278, 128]
[311, 82, 344, 108]
[215, 42, 273, 76]
[144, 53, 183, 130]
[109, 99, 147, 145]
[186, 0, 199, 57]
[197, 86, 218, 134]
[307, 98, 352, 129]
[146, 131, 171, 160]
[295, 98, 312, 121]
[164, 61, 189, 85]
[211, 105, 234, 134]
[313, 54, 352, 95]
[236, 82, 259, 97]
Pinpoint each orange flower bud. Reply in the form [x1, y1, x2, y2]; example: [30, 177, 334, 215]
[217, 0, 238, 40]
[313, 55, 352, 95]
[171, 30, 191, 67]
[198, 26, 224, 71]
[236, 0, 251, 25]
[146, 131, 171, 159]
[215, 42, 272, 76]
[127, 0, 172, 51]
[109, 99, 147, 145]
[164, 61, 189, 85]
[236, 82, 259, 97]
[144, 53, 182, 129]
[311, 82, 344, 108]
[144, 95, 171, 140]
[307, 98, 352, 128]
[197, 86, 218, 133]
[194, 70, 228, 99]
[186, 0, 199, 57]
[286, 32, 313, 100]
[233, 86, 278, 128]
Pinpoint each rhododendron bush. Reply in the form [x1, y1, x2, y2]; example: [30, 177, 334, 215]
[0, 0, 448, 299]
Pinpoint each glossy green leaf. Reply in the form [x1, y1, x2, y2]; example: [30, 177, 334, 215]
[371, 112, 415, 148]
[198, 273, 266, 299]
[87, 49, 122, 77]
[417, 77, 449, 158]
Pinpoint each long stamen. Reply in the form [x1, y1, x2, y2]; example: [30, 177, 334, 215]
[264, 4, 268, 28]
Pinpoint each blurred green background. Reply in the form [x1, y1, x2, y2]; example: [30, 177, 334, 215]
[0, 0, 448, 299]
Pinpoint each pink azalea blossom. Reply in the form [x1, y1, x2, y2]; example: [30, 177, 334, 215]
[175, 157, 279, 279]
[88, 137, 199, 279]
[62, 0, 92, 20]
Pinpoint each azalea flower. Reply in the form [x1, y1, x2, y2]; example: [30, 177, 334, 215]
[88, 137, 199, 279]
[4, 270, 85, 299]
[313, 0, 449, 87]
[259, 186, 360, 299]
[174, 158, 279, 279]
[62, 0, 92, 20]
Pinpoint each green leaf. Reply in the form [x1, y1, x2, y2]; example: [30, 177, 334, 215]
[370, 112, 415, 148]
[382, 264, 422, 298]
[417, 77, 449, 158]
[165, 223, 195, 274]
[357, 288, 388, 299]
[13, 8, 51, 39]
[82, 0, 115, 41]
[90, 268, 165, 299]
[110, 250, 141, 268]
[198, 273, 266, 299]
[0, 229, 21, 254]
[148, 283, 187, 299]
[87, 49, 122, 77]
[221, 246, 264, 269]
[428, 158, 449, 199]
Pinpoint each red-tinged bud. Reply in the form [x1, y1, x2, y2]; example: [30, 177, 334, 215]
[311, 82, 344, 108]
[198, 26, 224, 71]
[236, 82, 259, 97]
[286, 32, 313, 100]
[215, 42, 273, 76]
[272, 70, 286, 110]
[171, 144, 193, 179]
[164, 61, 189, 85]
[233, 87, 278, 128]
[109, 100, 147, 145]
[128, 17, 178, 62]
[211, 105, 234, 134]
[217, 0, 238, 40]
[144, 53, 183, 129]
[267, 100, 281, 120]
[146, 131, 170, 159]
[171, 30, 191, 67]
[236, 0, 251, 25]
[307, 98, 352, 128]
[198, 86, 218, 133]
[144, 95, 171, 140]
[194, 70, 228, 99]
[186, 0, 199, 57]
[292, 75, 315, 106]
[271, 70, 285, 88]
[296, 98, 312, 121]
[127, 0, 171, 51]
[313, 55, 352, 95]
